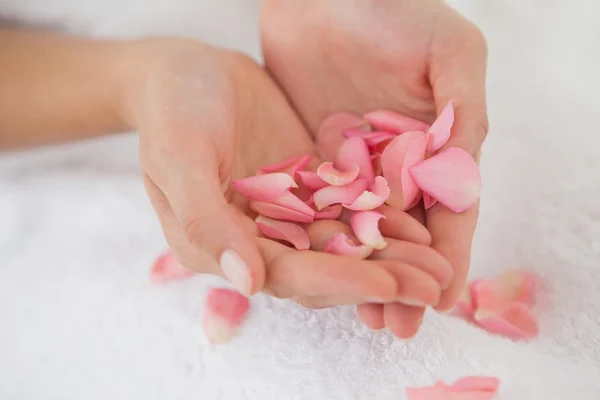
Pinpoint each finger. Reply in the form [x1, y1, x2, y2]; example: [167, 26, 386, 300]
[144, 144, 265, 297]
[377, 204, 431, 245]
[378, 262, 441, 308]
[356, 303, 386, 331]
[306, 219, 452, 289]
[291, 296, 371, 310]
[257, 238, 397, 302]
[428, 24, 489, 311]
[407, 203, 426, 225]
[383, 303, 425, 339]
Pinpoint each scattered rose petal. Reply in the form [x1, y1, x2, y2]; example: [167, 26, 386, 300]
[364, 110, 430, 134]
[323, 232, 373, 259]
[317, 112, 370, 161]
[257, 154, 311, 176]
[423, 192, 437, 210]
[296, 170, 328, 190]
[428, 102, 455, 152]
[255, 215, 310, 250]
[410, 147, 482, 213]
[350, 210, 387, 250]
[343, 176, 390, 211]
[150, 250, 196, 283]
[381, 131, 428, 210]
[336, 137, 376, 185]
[232, 172, 297, 202]
[203, 288, 250, 344]
[474, 270, 535, 311]
[474, 302, 540, 340]
[314, 204, 343, 220]
[317, 161, 360, 186]
[313, 178, 369, 210]
[406, 376, 500, 400]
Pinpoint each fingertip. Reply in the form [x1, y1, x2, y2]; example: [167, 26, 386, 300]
[356, 303, 386, 331]
[383, 303, 425, 339]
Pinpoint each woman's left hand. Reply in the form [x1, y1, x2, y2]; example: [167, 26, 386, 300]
[261, 0, 489, 337]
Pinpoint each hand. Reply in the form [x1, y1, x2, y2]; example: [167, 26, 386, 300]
[126, 39, 448, 308]
[261, 0, 489, 335]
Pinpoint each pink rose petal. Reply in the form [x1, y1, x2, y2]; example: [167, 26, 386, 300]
[350, 210, 387, 250]
[449, 377, 500, 393]
[314, 204, 343, 220]
[455, 280, 479, 317]
[423, 192, 437, 210]
[313, 178, 368, 210]
[472, 270, 535, 313]
[255, 215, 310, 250]
[203, 288, 250, 344]
[343, 176, 390, 211]
[317, 161, 360, 186]
[336, 137, 375, 185]
[150, 250, 196, 283]
[410, 147, 482, 213]
[407, 376, 500, 400]
[323, 233, 373, 259]
[232, 172, 298, 202]
[364, 110, 430, 135]
[343, 130, 397, 149]
[250, 201, 314, 223]
[428, 102, 455, 152]
[381, 131, 428, 210]
[257, 154, 312, 177]
[474, 302, 540, 340]
[296, 170, 328, 190]
[317, 112, 370, 161]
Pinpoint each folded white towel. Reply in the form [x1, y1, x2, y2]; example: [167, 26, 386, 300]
[1, 0, 598, 399]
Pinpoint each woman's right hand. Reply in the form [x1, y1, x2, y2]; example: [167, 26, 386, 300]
[125, 39, 451, 312]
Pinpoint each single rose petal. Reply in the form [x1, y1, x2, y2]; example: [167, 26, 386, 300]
[449, 377, 500, 393]
[364, 110, 430, 135]
[150, 250, 196, 283]
[323, 233, 374, 259]
[314, 204, 343, 220]
[255, 215, 310, 250]
[472, 270, 535, 312]
[313, 178, 368, 210]
[350, 210, 387, 250]
[405, 386, 446, 400]
[344, 176, 390, 211]
[250, 201, 314, 223]
[455, 280, 478, 317]
[428, 102, 454, 153]
[317, 161, 360, 186]
[317, 112, 370, 161]
[336, 137, 376, 185]
[410, 147, 482, 213]
[232, 172, 298, 202]
[343, 130, 397, 148]
[257, 154, 311, 177]
[381, 131, 428, 210]
[296, 170, 328, 190]
[423, 192, 437, 210]
[474, 302, 539, 340]
[203, 288, 250, 344]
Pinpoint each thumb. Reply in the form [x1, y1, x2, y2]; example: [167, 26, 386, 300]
[150, 151, 266, 297]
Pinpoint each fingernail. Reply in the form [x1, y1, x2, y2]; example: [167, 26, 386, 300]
[363, 296, 388, 303]
[219, 249, 252, 296]
[396, 297, 428, 307]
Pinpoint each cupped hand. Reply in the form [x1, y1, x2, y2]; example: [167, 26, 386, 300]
[261, 0, 489, 335]
[127, 39, 449, 309]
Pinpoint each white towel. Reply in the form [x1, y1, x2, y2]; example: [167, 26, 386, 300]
[1, 0, 598, 399]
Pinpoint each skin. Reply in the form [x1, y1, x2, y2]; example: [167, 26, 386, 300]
[261, 0, 489, 336]
[0, 29, 449, 322]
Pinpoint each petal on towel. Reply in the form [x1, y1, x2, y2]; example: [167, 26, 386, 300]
[405, 385, 446, 400]
[343, 176, 390, 211]
[314, 204, 343, 220]
[317, 161, 360, 186]
[381, 131, 428, 210]
[317, 112, 371, 161]
[336, 137, 376, 185]
[473, 270, 536, 312]
[474, 302, 539, 340]
[150, 250, 196, 283]
[296, 170, 328, 190]
[313, 178, 369, 210]
[423, 192, 437, 210]
[409, 147, 482, 213]
[350, 210, 387, 250]
[364, 110, 430, 135]
[427, 102, 455, 152]
[257, 154, 312, 177]
[449, 376, 500, 393]
[203, 288, 250, 344]
[232, 172, 298, 202]
[406, 376, 500, 400]
[323, 233, 373, 259]
[255, 215, 310, 250]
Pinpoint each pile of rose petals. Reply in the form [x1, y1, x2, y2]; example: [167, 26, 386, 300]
[454, 269, 539, 340]
[231, 103, 482, 257]
[406, 376, 500, 400]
